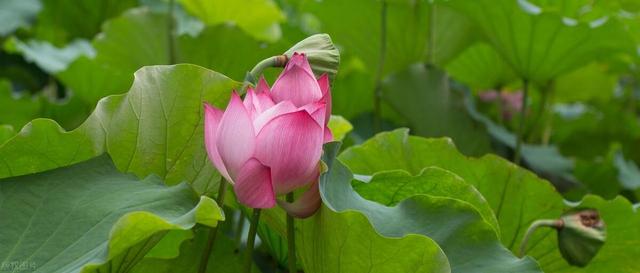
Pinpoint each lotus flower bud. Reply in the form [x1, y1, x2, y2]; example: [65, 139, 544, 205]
[558, 209, 606, 267]
[284, 34, 340, 80]
[204, 53, 332, 218]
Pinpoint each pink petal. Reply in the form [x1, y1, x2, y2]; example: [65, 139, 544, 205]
[255, 110, 324, 194]
[234, 158, 276, 208]
[253, 91, 275, 114]
[216, 92, 256, 181]
[284, 52, 313, 75]
[256, 76, 270, 94]
[299, 102, 327, 128]
[277, 179, 321, 218]
[243, 88, 258, 118]
[318, 74, 332, 125]
[323, 127, 333, 143]
[271, 65, 323, 107]
[204, 103, 231, 182]
[253, 100, 297, 133]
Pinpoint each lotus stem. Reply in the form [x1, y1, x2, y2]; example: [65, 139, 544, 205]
[519, 219, 563, 257]
[234, 210, 247, 250]
[198, 178, 228, 273]
[244, 208, 262, 273]
[286, 192, 297, 273]
[514, 79, 529, 165]
[242, 55, 288, 91]
[167, 0, 176, 64]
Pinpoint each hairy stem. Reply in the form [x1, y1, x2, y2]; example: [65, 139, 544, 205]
[373, 0, 388, 132]
[244, 209, 262, 273]
[242, 55, 288, 91]
[519, 219, 563, 257]
[286, 193, 296, 273]
[198, 178, 228, 273]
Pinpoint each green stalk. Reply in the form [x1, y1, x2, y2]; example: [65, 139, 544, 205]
[286, 193, 296, 273]
[244, 209, 262, 273]
[242, 55, 288, 91]
[167, 0, 176, 64]
[234, 211, 247, 250]
[198, 179, 228, 273]
[514, 79, 529, 165]
[519, 219, 562, 257]
[373, 0, 388, 132]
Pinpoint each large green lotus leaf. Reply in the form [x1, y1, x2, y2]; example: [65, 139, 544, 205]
[338, 130, 566, 267]
[297, 207, 451, 273]
[131, 228, 255, 273]
[0, 155, 223, 273]
[443, 0, 633, 84]
[0, 0, 41, 36]
[299, 0, 474, 75]
[258, 144, 452, 273]
[446, 42, 518, 90]
[553, 63, 617, 103]
[58, 8, 284, 105]
[1, 64, 239, 196]
[33, 0, 138, 45]
[532, 195, 640, 273]
[104, 65, 237, 193]
[0, 125, 15, 144]
[381, 65, 491, 156]
[179, 0, 285, 42]
[0, 80, 41, 129]
[322, 142, 541, 273]
[353, 168, 499, 232]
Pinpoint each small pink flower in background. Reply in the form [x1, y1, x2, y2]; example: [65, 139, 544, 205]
[204, 53, 330, 217]
[478, 90, 523, 120]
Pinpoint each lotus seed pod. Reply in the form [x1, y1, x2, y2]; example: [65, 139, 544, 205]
[558, 209, 606, 267]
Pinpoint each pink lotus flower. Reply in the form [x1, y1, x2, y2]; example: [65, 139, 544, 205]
[204, 53, 330, 216]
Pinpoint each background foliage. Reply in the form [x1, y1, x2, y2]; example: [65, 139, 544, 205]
[0, 0, 638, 272]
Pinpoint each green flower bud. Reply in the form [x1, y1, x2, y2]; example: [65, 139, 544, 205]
[558, 209, 606, 267]
[284, 34, 340, 80]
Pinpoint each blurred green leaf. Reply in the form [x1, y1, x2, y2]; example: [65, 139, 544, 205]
[0, 125, 14, 144]
[301, 1, 473, 73]
[459, 85, 576, 183]
[0, 0, 41, 36]
[444, 0, 634, 84]
[34, 0, 138, 45]
[327, 115, 353, 141]
[4, 38, 95, 74]
[180, 0, 285, 42]
[382, 65, 492, 155]
[554, 63, 617, 103]
[615, 152, 640, 191]
[0, 155, 223, 273]
[58, 8, 285, 105]
[446, 42, 518, 90]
